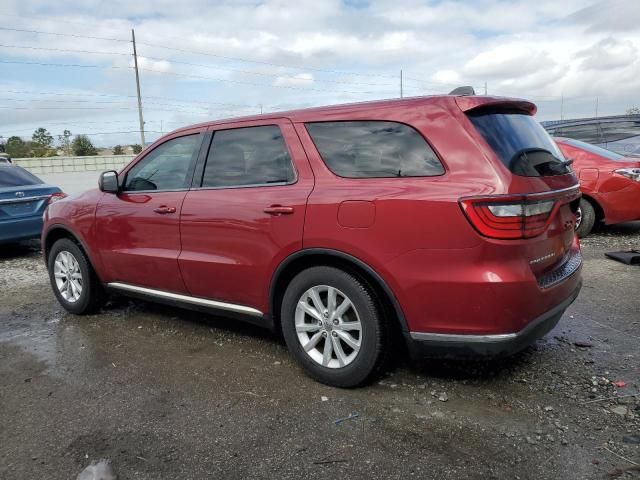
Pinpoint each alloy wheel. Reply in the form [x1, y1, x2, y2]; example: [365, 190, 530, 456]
[53, 251, 83, 303]
[294, 285, 362, 369]
[575, 206, 582, 230]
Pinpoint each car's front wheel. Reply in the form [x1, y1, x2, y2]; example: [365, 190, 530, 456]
[47, 238, 105, 314]
[281, 266, 388, 387]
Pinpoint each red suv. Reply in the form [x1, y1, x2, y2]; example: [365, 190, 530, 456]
[43, 95, 583, 387]
[554, 137, 640, 237]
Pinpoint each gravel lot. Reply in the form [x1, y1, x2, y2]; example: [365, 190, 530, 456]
[1, 223, 639, 479]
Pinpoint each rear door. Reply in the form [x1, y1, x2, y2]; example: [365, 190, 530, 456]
[95, 131, 203, 293]
[179, 119, 314, 313]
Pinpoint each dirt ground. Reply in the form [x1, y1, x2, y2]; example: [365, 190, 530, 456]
[1, 224, 639, 479]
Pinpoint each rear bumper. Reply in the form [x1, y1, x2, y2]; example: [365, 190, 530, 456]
[0, 216, 43, 243]
[405, 279, 582, 358]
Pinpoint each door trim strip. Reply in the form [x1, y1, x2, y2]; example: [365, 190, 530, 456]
[107, 282, 263, 317]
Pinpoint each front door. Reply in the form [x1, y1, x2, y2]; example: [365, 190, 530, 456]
[179, 120, 314, 313]
[95, 131, 203, 293]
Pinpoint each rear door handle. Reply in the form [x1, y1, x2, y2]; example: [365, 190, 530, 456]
[264, 205, 295, 215]
[153, 206, 177, 214]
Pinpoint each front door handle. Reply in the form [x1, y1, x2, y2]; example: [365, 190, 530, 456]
[153, 206, 177, 214]
[264, 205, 295, 215]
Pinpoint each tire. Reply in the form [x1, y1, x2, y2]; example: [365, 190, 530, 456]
[281, 266, 388, 388]
[575, 198, 596, 238]
[47, 238, 105, 314]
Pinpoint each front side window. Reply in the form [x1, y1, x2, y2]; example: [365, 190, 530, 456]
[202, 125, 295, 188]
[305, 121, 444, 178]
[124, 134, 201, 192]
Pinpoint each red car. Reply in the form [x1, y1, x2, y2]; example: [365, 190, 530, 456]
[554, 137, 640, 237]
[43, 95, 582, 387]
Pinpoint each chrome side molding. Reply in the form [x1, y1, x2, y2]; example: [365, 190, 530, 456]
[107, 282, 263, 317]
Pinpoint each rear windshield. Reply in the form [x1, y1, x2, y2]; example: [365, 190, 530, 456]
[560, 138, 625, 161]
[468, 111, 572, 177]
[0, 166, 44, 187]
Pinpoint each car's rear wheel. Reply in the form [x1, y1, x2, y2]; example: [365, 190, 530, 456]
[575, 198, 596, 238]
[47, 238, 105, 314]
[281, 266, 387, 387]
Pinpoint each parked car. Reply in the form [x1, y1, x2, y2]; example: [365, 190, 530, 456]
[543, 115, 640, 157]
[553, 137, 640, 237]
[0, 164, 66, 244]
[42, 95, 583, 387]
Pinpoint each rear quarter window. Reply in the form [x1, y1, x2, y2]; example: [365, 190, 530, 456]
[305, 121, 444, 178]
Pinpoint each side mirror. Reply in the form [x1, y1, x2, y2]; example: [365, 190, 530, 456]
[99, 170, 119, 193]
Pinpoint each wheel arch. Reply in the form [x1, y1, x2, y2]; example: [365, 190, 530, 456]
[269, 248, 408, 336]
[43, 225, 103, 281]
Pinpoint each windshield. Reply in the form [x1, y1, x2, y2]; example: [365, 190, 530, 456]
[559, 138, 625, 161]
[468, 111, 572, 177]
[0, 166, 44, 188]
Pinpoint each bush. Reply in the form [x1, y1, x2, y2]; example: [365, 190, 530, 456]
[72, 135, 98, 156]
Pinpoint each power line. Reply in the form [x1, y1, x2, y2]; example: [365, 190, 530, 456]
[0, 59, 127, 69]
[0, 43, 131, 56]
[138, 67, 389, 94]
[135, 39, 404, 80]
[0, 26, 129, 43]
[4, 89, 260, 109]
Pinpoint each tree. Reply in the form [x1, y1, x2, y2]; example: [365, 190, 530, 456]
[626, 106, 640, 115]
[113, 145, 124, 155]
[31, 127, 54, 157]
[72, 135, 98, 156]
[58, 130, 73, 156]
[131, 144, 143, 154]
[5, 136, 30, 158]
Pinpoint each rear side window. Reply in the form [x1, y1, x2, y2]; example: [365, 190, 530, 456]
[0, 166, 43, 187]
[468, 111, 572, 177]
[305, 121, 444, 178]
[202, 125, 295, 188]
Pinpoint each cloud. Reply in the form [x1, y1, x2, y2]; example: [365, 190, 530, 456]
[274, 73, 314, 87]
[464, 45, 556, 78]
[577, 37, 639, 71]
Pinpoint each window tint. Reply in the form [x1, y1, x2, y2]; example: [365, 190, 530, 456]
[124, 135, 200, 191]
[305, 121, 444, 178]
[0, 165, 43, 187]
[468, 111, 571, 177]
[202, 125, 295, 188]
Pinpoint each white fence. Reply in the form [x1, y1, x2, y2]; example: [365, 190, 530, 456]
[14, 155, 135, 174]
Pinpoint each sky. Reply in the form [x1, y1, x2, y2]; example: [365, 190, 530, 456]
[0, 0, 639, 148]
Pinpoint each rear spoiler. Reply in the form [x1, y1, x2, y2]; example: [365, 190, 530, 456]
[454, 96, 537, 116]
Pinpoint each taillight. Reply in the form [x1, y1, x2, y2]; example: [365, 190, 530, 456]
[48, 192, 67, 204]
[460, 195, 557, 239]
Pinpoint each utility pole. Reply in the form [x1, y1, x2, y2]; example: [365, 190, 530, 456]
[132, 29, 145, 148]
[259, 103, 263, 114]
[560, 94, 564, 121]
[400, 69, 403, 98]
[484, 82, 487, 95]
[595, 96, 599, 118]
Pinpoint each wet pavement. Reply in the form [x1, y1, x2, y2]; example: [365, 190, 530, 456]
[1, 224, 639, 479]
